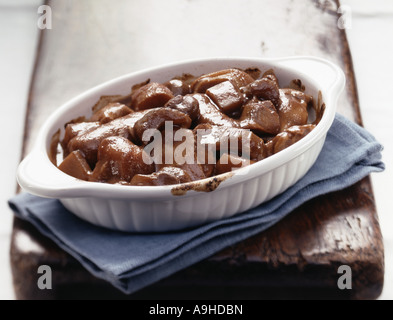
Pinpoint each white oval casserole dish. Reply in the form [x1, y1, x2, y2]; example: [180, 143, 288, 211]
[17, 56, 345, 232]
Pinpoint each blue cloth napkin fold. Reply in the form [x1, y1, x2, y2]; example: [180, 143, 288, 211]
[9, 114, 384, 294]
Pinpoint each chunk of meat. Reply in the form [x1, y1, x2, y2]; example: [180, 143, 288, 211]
[91, 93, 132, 114]
[193, 94, 239, 128]
[153, 129, 206, 182]
[206, 81, 244, 114]
[216, 153, 255, 175]
[277, 88, 312, 131]
[239, 100, 280, 135]
[133, 108, 192, 144]
[164, 79, 192, 96]
[242, 77, 281, 107]
[130, 167, 192, 186]
[262, 69, 279, 86]
[194, 129, 216, 178]
[194, 123, 266, 161]
[191, 69, 254, 93]
[267, 124, 316, 155]
[58, 150, 91, 180]
[67, 111, 149, 166]
[90, 103, 133, 124]
[131, 82, 174, 111]
[165, 95, 200, 121]
[91, 136, 154, 183]
[62, 121, 100, 153]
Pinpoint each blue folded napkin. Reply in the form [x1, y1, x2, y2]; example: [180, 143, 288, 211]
[9, 114, 384, 294]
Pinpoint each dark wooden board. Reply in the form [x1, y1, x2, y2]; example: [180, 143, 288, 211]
[11, 0, 384, 300]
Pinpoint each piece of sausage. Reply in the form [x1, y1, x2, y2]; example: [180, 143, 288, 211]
[131, 82, 174, 111]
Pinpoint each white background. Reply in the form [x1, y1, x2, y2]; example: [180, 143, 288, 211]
[0, 0, 392, 299]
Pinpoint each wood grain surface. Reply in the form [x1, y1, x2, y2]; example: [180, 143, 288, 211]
[11, 0, 384, 299]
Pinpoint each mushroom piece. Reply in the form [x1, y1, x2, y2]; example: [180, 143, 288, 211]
[131, 82, 174, 111]
[58, 150, 91, 181]
[67, 110, 150, 166]
[191, 69, 254, 93]
[239, 100, 280, 135]
[62, 121, 100, 155]
[153, 129, 207, 182]
[164, 79, 192, 96]
[192, 94, 240, 128]
[91, 136, 154, 183]
[277, 88, 312, 131]
[165, 95, 200, 121]
[241, 77, 281, 107]
[194, 123, 266, 162]
[90, 102, 133, 124]
[267, 124, 316, 155]
[206, 80, 244, 115]
[132, 108, 192, 144]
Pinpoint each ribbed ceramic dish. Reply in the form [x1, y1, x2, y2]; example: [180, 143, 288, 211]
[17, 56, 345, 232]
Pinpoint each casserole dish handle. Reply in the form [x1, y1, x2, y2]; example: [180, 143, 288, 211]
[17, 149, 83, 198]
